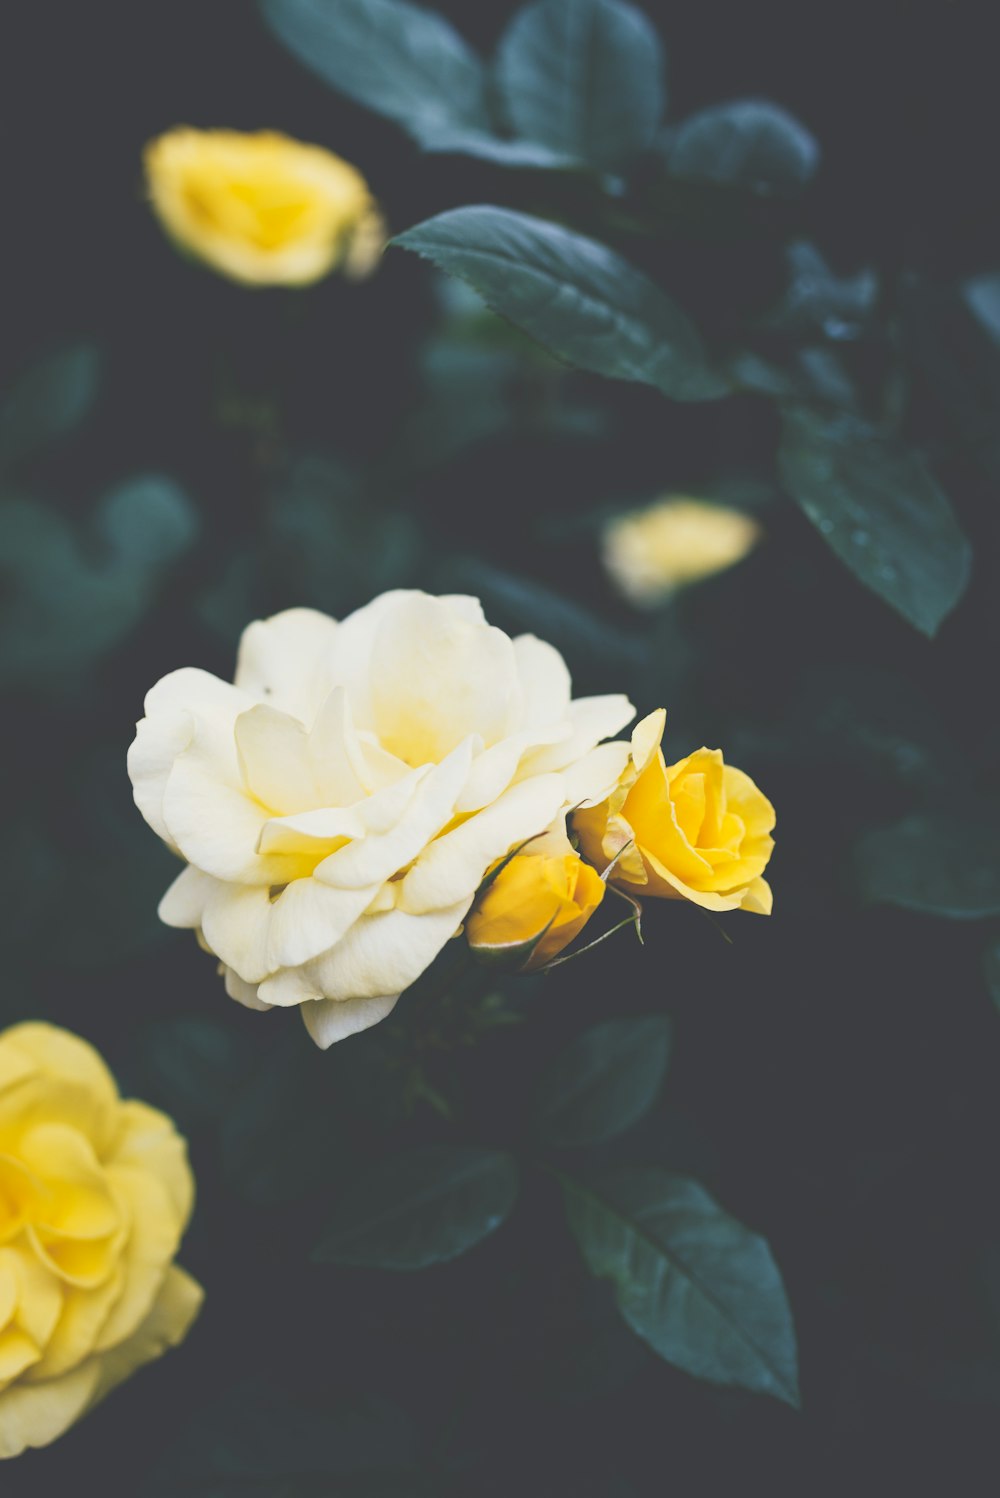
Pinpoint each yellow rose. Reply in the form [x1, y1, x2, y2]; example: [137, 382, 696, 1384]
[466, 848, 606, 971]
[574, 710, 775, 915]
[603, 497, 761, 606]
[0, 1023, 201, 1460]
[144, 127, 384, 287]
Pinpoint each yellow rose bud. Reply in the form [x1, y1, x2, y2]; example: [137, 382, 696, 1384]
[466, 852, 606, 971]
[0, 1023, 202, 1460]
[144, 127, 384, 287]
[603, 497, 761, 606]
[575, 710, 775, 915]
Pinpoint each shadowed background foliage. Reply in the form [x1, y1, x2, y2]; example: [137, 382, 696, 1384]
[2, 1, 1000, 1493]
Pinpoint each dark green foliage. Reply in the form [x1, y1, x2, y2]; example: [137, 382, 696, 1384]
[3, 1, 999, 1494]
[856, 814, 1000, 919]
[778, 407, 971, 635]
[534, 1016, 672, 1147]
[562, 1168, 800, 1406]
[312, 1146, 519, 1268]
[395, 206, 729, 400]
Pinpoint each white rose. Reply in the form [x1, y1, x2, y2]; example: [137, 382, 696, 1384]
[127, 592, 634, 1047]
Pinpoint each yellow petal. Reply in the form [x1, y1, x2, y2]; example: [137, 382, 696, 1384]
[88, 1264, 203, 1410]
[0, 1358, 99, 1460]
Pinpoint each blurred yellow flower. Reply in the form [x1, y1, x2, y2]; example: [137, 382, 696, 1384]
[144, 127, 384, 287]
[466, 848, 606, 970]
[575, 710, 775, 915]
[603, 497, 761, 606]
[0, 1023, 201, 1460]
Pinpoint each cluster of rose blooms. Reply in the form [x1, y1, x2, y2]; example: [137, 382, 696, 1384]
[128, 590, 776, 1048]
[0, 130, 774, 1462]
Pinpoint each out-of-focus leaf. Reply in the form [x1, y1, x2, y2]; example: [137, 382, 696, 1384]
[535, 1016, 672, 1148]
[406, 341, 519, 465]
[133, 1017, 254, 1130]
[143, 1381, 425, 1497]
[762, 241, 878, 340]
[267, 456, 423, 610]
[0, 480, 198, 685]
[313, 1145, 518, 1268]
[902, 279, 1000, 481]
[495, 0, 665, 171]
[963, 272, 1000, 346]
[662, 100, 819, 194]
[259, 0, 489, 148]
[0, 343, 102, 471]
[856, 814, 1000, 919]
[561, 1167, 800, 1406]
[394, 206, 729, 401]
[778, 407, 971, 635]
[421, 129, 576, 168]
[96, 473, 199, 565]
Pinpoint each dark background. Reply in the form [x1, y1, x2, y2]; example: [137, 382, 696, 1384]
[2, 2, 999, 1494]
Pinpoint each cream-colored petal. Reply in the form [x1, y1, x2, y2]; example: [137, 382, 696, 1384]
[398, 774, 566, 915]
[199, 884, 274, 985]
[562, 741, 632, 808]
[512, 634, 572, 726]
[235, 704, 320, 814]
[301, 994, 400, 1049]
[129, 669, 253, 851]
[234, 607, 339, 721]
[223, 966, 272, 1011]
[368, 593, 522, 764]
[157, 865, 217, 929]
[454, 724, 568, 815]
[264, 878, 382, 971]
[522, 694, 635, 775]
[301, 900, 470, 1005]
[314, 738, 473, 890]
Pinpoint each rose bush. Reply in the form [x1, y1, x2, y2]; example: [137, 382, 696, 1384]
[144, 128, 384, 286]
[0, 1023, 201, 1460]
[128, 591, 635, 1046]
[575, 710, 775, 915]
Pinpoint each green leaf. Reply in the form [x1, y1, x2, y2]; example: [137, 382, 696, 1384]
[259, 0, 489, 148]
[535, 1016, 672, 1148]
[963, 271, 1000, 346]
[394, 206, 728, 401]
[778, 407, 971, 635]
[96, 472, 199, 565]
[313, 1145, 518, 1268]
[133, 1017, 253, 1129]
[420, 129, 577, 167]
[0, 343, 102, 471]
[664, 99, 819, 194]
[856, 814, 1000, 920]
[495, 0, 665, 171]
[561, 1167, 800, 1406]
